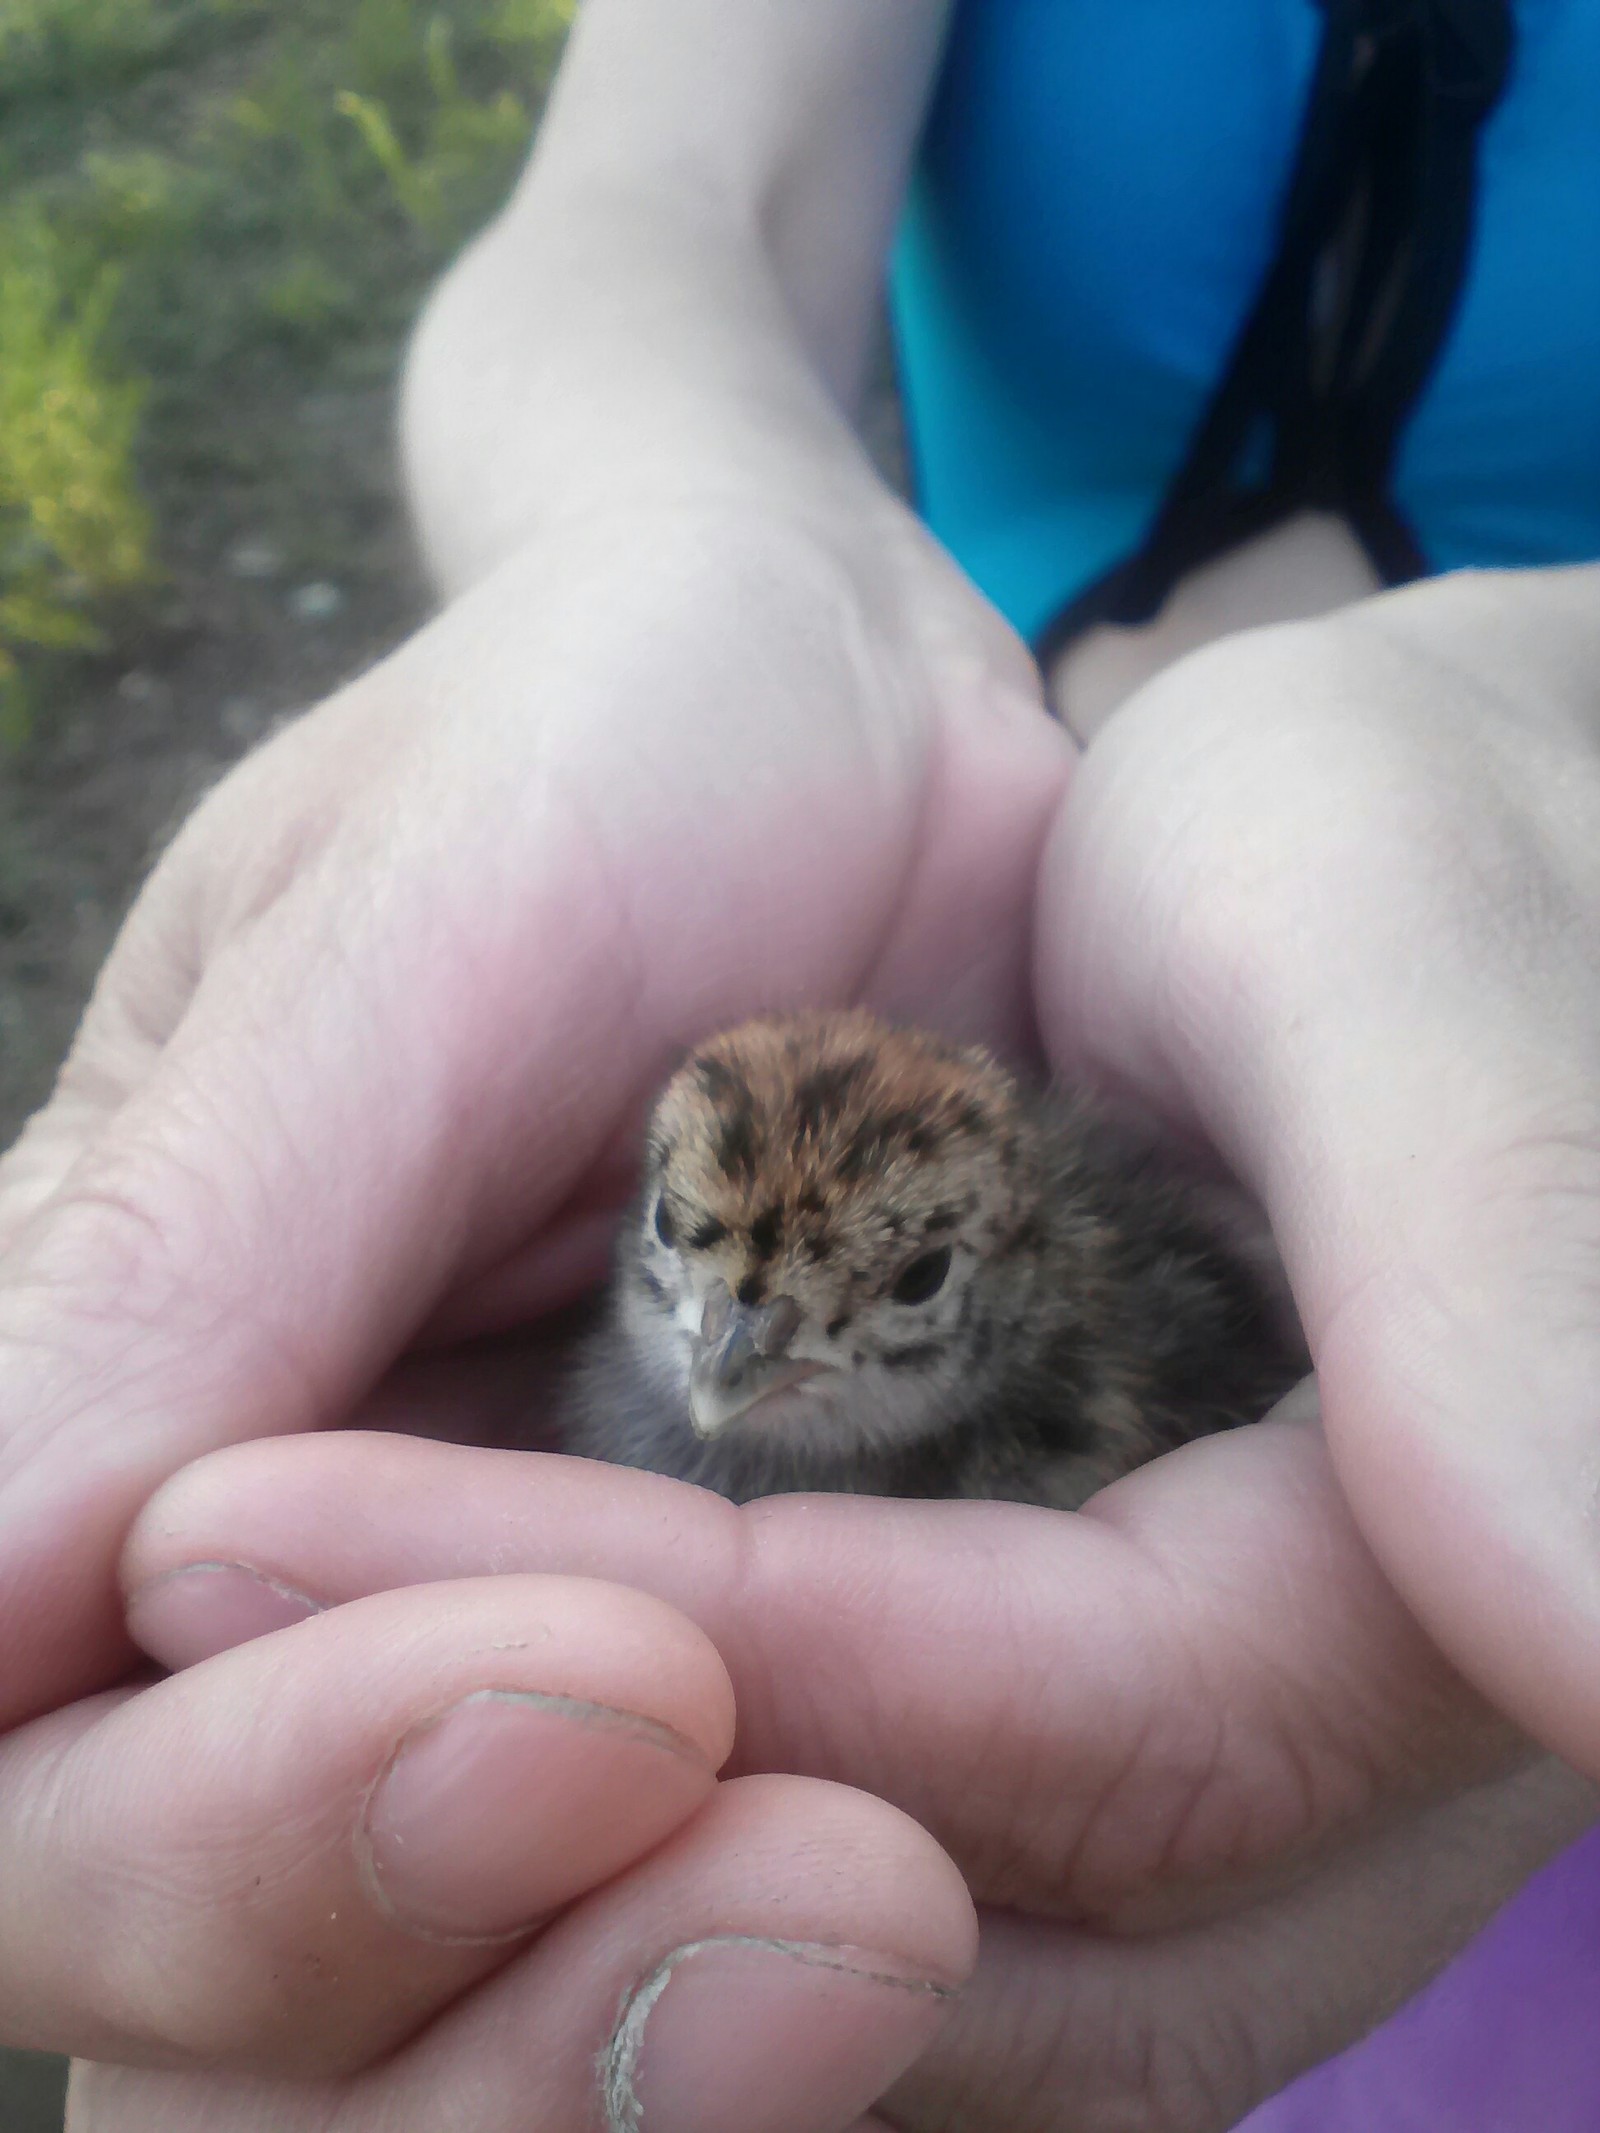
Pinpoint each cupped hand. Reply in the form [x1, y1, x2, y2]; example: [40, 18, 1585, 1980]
[0, 457, 1061, 2100]
[1039, 563, 1600, 1773]
[0, 464, 1066, 1741]
[77, 1408, 1591, 2132]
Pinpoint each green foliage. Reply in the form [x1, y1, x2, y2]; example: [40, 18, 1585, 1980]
[0, 213, 153, 734]
[336, 30, 532, 240]
[216, 0, 569, 251]
[79, 147, 195, 251]
[0, 0, 177, 102]
[0, 0, 578, 735]
[332, 2, 566, 240]
[259, 252, 353, 347]
[492, 0, 578, 47]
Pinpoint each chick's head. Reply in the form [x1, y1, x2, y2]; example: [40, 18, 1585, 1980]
[625, 1010, 1034, 1455]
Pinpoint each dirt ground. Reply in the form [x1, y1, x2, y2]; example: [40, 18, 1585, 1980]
[0, 371, 432, 1147]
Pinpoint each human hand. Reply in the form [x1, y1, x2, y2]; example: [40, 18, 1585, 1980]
[0, 457, 1065, 2093]
[40, 558, 1600, 2127]
[67, 1408, 1589, 2132]
[1038, 563, 1600, 1774]
[31, 1560, 969, 2130]
[0, 463, 1064, 1712]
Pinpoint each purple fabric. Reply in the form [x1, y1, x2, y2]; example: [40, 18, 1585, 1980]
[1239, 1824, 1600, 2131]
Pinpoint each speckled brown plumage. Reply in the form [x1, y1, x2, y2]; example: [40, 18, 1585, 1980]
[560, 1010, 1307, 1507]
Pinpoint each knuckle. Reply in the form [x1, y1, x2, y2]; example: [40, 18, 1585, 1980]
[146, 708, 357, 960]
[1095, 609, 1600, 1019]
[0, 1183, 200, 1482]
[16, 1135, 229, 1340]
[0, 1115, 318, 1481]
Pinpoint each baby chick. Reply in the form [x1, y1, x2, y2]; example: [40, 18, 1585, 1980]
[561, 1010, 1306, 1508]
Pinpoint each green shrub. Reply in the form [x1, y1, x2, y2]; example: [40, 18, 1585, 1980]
[0, 0, 181, 103]
[0, 214, 152, 729]
[337, 38, 531, 238]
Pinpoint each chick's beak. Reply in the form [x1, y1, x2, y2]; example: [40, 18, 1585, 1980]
[688, 1282, 823, 1439]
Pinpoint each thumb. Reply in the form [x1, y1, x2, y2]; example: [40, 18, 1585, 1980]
[1037, 597, 1600, 1774]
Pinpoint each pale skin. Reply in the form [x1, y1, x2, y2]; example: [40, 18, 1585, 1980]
[0, 1, 1593, 2127]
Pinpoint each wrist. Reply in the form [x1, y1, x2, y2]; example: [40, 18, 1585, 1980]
[401, 189, 887, 596]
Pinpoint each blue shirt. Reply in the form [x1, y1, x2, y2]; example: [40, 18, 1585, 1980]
[891, 1, 1600, 643]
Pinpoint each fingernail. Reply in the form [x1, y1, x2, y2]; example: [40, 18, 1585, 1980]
[604, 1938, 956, 2133]
[362, 1690, 713, 1942]
[127, 1562, 322, 1668]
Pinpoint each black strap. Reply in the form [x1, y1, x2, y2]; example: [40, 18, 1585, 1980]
[1036, 0, 1514, 668]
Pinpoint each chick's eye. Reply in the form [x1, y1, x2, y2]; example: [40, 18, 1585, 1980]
[890, 1245, 952, 1305]
[654, 1197, 677, 1247]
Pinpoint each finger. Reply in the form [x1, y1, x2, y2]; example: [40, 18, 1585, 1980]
[884, 1759, 1596, 2133]
[69, 1775, 977, 2133]
[0, 1575, 731, 2070]
[1032, 584, 1600, 1771]
[124, 1423, 1527, 1920]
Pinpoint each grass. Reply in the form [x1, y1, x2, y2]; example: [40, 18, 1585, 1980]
[0, 209, 152, 740]
[0, 0, 575, 735]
